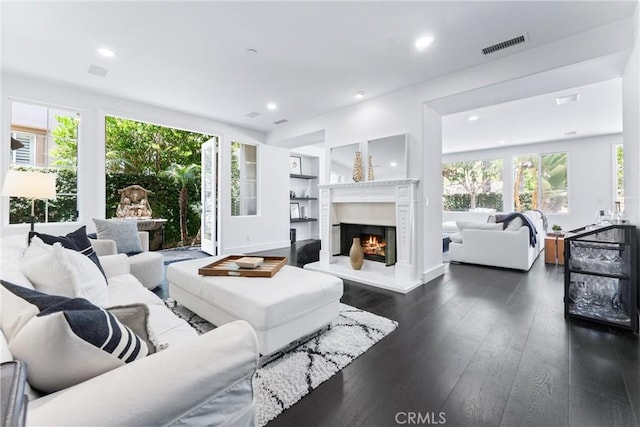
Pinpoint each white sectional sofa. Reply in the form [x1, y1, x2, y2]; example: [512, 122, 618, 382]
[1, 233, 259, 426]
[447, 211, 546, 271]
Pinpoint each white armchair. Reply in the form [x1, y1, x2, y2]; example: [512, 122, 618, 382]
[91, 231, 164, 290]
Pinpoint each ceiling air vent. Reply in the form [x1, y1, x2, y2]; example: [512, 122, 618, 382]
[245, 112, 260, 118]
[88, 64, 109, 77]
[482, 34, 528, 55]
[273, 119, 289, 125]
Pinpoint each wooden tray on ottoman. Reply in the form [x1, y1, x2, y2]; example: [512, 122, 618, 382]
[198, 255, 288, 277]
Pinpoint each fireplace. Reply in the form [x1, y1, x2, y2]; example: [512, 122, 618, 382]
[340, 223, 396, 266]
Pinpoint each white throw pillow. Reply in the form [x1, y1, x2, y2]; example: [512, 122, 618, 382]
[505, 216, 524, 231]
[58, 243, 109, 306]
[3, 281, 148, 393]
[20, 237, 108, 306]
[456, 221, 503, 231]
[449, 232, 463, 243]
[21, 237, 75, 298]
[0, 285, 40, 342]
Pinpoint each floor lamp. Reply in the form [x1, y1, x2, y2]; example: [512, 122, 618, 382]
[1, 169, 57, 231]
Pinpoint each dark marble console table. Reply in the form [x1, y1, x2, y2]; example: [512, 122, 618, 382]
[135, 218, 167, 250]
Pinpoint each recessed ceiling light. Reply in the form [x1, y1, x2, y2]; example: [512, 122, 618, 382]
[267, 102, 277, 110]
[498, 140, 506, 145]
[468, 115, 479, 121]
[354, 91, 366, 99]
[97, 48, 115, 58]
[564, 130, 577, 136]
[247, 48, 258, 55]
[390, 162, 398, 167]
[557, 94, 580, 105]
[414, 35, 435, 51]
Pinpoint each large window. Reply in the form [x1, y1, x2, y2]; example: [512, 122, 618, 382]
[231, 142, 257, 216]
[8, 101, 79, 225]
[513, 152, 568, 213]
[442, 158, 503, 212]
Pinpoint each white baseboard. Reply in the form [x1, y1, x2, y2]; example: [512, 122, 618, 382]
[421, 263, 445, 284]
[222, 240, 291, 254]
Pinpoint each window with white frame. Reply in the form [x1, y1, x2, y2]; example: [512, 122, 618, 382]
[442, 158, 504, 212]
[513, 152, 568, 214]
[231, 141, 257, 216]
[8, 101, 79, 225]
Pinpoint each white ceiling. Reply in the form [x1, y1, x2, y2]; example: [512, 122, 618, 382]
[1, 1, 636, 140]
[442, 78, 623, 153]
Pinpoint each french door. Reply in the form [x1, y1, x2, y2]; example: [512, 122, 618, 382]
[201, 138, 218, 254]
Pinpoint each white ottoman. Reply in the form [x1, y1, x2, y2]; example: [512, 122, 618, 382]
[166, 256, 344, 355]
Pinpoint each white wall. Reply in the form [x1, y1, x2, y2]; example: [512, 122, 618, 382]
[623, 5, 640, 226]
[1, 73, 289, 253]
[442, 134, 621, 232]
[266, 17, 635, 285]
[220, 142, 290, 253]
[268, 86, 426, 278]
[421, 105, 445, 283]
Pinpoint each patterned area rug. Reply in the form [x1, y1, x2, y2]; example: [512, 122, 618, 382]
[157, 246, 211, 265]
[164, 299, 398, 426]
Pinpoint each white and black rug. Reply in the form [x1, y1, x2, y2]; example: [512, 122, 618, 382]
[164, 299, 398, 426]
[158, 246, 211, 265]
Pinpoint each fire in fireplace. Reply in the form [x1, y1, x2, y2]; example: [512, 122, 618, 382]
[362, 234, 386, 256]
[339, 223, 396, 266]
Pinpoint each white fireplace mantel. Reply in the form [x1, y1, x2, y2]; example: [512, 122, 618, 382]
[305, 179, 422, 293]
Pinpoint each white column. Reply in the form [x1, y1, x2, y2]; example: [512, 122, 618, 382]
[319, 188, 332, 264]
[394, 183, 417, 281]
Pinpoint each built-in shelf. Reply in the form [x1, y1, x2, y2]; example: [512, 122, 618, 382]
[290, 218, 318, 223]
[289, 155, 320, 242]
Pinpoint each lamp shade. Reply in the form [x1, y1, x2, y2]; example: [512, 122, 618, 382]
[1, 169, 57, 199]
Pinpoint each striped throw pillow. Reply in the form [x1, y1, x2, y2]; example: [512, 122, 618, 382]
[1, 280, 149, 393]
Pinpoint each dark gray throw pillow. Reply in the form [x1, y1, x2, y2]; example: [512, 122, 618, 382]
[93, 218, 143, 254]
[107, 304, 156, 354]
[29, 225, 107, 281]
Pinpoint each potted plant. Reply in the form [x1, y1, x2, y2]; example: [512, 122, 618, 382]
[552, 224, 563, 236]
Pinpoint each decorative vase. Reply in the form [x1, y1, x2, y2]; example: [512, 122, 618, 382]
[352, 151, 364, 182]
[367, 155, 374, 181]
[349, 237, 364, 270]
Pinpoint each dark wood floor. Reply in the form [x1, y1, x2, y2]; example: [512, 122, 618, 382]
[248, 243, 640, 427]
[157, 243, 639, 426]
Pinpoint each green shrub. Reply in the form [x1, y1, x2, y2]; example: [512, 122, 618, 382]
[443, 192, 503, 212]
